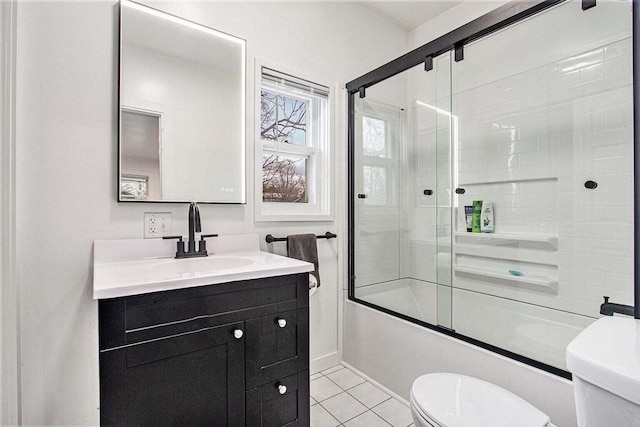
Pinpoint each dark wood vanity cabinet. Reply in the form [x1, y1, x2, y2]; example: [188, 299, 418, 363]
[100, 322, 246, 426]
[98, 273, 310, 426]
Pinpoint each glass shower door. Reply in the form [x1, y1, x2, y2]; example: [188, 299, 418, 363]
[352, 72, 413, 319]
[449, 0, 633, 370]
[349, 0, 633, 375]
[352, 59, 454, 328]
[409, 54, 455, 329]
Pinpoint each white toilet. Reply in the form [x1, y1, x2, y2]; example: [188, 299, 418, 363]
[410, 373, 552, 427]
[566, 316, 640, 427]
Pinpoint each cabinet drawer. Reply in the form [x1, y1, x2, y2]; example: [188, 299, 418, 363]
[126, 275, 300, 329]
[246, 371, 310, 427]
[246, 308, 309, 390]
[99, 273, 309, 350]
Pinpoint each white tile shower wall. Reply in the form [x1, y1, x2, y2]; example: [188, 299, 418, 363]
[403, 102, 439, 283]
[450, 0, 631, 97]
[354, 212, 402, 287]
[452, 288, 594, 370]
[452, 37, 633, 322]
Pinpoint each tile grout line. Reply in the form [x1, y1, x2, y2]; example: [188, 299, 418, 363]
[314, 384, 395, 425]
[339, 408, 394, 427]
[313, 366, 407, 427]
[316, 399, 362, 426]
[315, 400, 341, 427]
[313, 366, 367, 425]
[310, 369, 340, 402]
[346, 387, 392, 412]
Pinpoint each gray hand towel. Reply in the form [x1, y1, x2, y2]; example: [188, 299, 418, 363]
[287, 234, 320, 288]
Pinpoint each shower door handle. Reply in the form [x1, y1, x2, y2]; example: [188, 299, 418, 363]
[357, 194, 367, 199]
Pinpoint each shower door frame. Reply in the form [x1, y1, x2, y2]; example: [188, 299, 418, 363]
[347, 0, 640, 379]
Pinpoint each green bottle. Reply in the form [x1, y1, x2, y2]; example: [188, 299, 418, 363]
[472, 200, 483, 233]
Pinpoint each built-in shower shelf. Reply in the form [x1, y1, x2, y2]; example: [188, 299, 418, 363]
[454, 232, 557, 248]
[454, 266, 557, 288]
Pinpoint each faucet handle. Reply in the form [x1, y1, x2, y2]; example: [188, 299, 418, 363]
[163, 235, 185, 258]
[192, 202, 202, 233]
[198, 234, 218, 254]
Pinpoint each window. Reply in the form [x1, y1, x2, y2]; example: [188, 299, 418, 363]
[359, 106, 402, 206]
[255, 64, 332, 221]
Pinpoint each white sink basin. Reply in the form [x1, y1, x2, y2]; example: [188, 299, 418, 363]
[150, 256, 255, 275]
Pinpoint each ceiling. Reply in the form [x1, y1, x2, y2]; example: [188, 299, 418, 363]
[358, 1, 464, 32]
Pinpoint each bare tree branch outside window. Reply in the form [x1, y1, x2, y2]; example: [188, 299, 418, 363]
[261, 90, 309, 202]
[362, 116, 386, 157]
[262, 155, 307, 202]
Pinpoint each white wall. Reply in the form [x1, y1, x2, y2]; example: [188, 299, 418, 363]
[408, 1, 509, 51]
[1, 0, 19, 424]
[14, 1, 406, 424]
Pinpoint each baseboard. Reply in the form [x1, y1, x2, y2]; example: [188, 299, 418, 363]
[341, 361, 410, 408]
[310, 351, 340, 375]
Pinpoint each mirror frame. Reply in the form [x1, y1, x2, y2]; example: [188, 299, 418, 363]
[117, 0, 247, 204]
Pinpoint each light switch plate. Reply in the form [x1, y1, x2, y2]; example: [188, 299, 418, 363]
[144, 212, 172, 238]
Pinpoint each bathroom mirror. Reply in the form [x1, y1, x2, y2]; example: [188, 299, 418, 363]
[119, 0, 246, 203]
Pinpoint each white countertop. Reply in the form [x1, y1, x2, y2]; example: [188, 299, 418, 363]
[93, 234, 314, 299]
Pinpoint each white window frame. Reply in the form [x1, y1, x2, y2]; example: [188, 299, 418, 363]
[254, 59, 333, 221]
[356, 103, 403, 208]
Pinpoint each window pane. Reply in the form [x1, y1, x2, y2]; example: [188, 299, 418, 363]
[261, 90, 307, 146]
[363, 165, 388, 205]
[262, 154, 308, 203]
[362, 116, 386, 157]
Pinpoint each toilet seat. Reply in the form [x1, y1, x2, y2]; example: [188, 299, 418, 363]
[410, 373, 550, 427]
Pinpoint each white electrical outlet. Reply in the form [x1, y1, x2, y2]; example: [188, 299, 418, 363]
[144, 212, 172, 238]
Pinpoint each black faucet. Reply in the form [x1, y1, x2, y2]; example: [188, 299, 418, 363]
[163, 202, 217, 259]
[187, 202, 201, 254]
[600, 296, 635, 317]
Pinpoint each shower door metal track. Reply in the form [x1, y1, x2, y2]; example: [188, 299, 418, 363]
[346, 0, 640, 380]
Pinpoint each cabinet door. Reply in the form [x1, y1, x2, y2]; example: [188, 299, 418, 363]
[246, 309, 309, 390]
[100, 321, 245, 426]
[246, 371, 310, 427]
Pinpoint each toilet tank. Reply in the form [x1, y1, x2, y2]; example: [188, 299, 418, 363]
[566, 317, 640, 427]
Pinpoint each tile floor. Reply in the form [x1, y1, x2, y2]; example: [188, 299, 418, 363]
[310, 365, 415, 427]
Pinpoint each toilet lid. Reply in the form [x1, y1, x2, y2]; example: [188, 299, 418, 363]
[410, 373, 550, 427]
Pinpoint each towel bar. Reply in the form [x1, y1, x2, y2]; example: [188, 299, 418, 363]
[265, 232, 337, 244]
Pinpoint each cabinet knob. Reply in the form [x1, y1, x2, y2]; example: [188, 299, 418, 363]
[233, 329, 243, 339]
[277, 384, 287, 395]
[277, 318, 287, 328]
